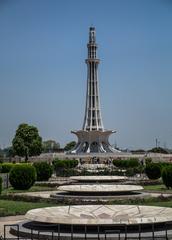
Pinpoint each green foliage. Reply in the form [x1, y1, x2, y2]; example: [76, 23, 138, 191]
[3, 147, 14, 158]
[42, 140, 60, 153]
[125, 168, 135, 177]
[64, 141, 76, 151]
[113, 158, 139, 169]
[145, 163, 161, 180]
[0, 149, 4, 163]
[9, 164, 36, 190]
[0, 200, 56, 217]
[52, 159, 78, 169]
[52, 159, 78, 176]
[33, 162, 53, 181]
[131, 149, 145, 154]
[0, 163, 14, 173]
[162, 166, 172, 189]
[158, 162, 172, 170]
[145, 158, 152, 165]
[0, 177, 2, 194]
[148, 147, 168, 154]
[12, 123, 42, 162]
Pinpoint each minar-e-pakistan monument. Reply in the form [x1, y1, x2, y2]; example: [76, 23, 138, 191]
[70, 27, 119, 154]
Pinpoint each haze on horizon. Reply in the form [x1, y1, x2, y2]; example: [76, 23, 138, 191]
[0, 0, 172, 150]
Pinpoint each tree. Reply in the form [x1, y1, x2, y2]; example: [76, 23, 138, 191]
[3, 146, 14, 158]
[148, 147, 168, 154]
[42, 140, 60, 153]
[0, 149, 3, 163]
[12, 123, 42, 162]
[64, 141, 76, 151]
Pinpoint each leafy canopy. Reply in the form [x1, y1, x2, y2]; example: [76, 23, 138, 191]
[42, 140, 60, 153]
[12, 123, 42, 161]
[64, 141, 76, 151]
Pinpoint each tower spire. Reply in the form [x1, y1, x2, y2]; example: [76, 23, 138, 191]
[70, 27, 119, 154]
[83, 27, 104, 131]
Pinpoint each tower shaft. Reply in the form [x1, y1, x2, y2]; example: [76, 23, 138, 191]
[83, 27, 104, 131]
[70, 27, 119, 154]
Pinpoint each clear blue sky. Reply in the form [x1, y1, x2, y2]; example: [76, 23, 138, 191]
[0, 0, 172, 149]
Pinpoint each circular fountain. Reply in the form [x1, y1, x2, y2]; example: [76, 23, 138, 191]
[58, 184, 143, 193]
[70, 175, 127, 183]
[11, 205, 172, 239]
[50, 184, 147, 202]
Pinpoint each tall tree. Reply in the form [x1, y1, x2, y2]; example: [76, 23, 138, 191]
[12, 123, 42, 162]
[64, 141, 76, 151]
[42, 140, 60, 153]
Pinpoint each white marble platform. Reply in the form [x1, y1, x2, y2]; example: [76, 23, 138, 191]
[26, 205, 172, 225]
[70, 176, 127, 182]
[57, 184, 143, 193]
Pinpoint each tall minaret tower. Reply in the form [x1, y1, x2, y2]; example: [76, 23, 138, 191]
[70, 27, 119, 154]
[83, 27, 104, 131]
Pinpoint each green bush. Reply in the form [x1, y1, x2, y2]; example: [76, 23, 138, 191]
[158, 162, 172, 171]
[0, 177, 2, 194]
[145, 158, 152, 165]
[0, 163, 14, 173]
[9, 164, 36, 190]
[53, 159, 78, 169]
[33, 162, 53, 181]
[145, 163, 161, 180]
[162, 166, 172, 189]
[126, 168, 135, 177]
[113, 158, 139, 169]
[52, 159, 78, 177]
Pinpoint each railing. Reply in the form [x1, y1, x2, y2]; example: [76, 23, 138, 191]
[2, 222, 172, 240]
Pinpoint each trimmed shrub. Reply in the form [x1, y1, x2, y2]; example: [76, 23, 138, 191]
[0, 176, 2, 194]
[126, 168, 135, 177]
[0, 163, 14, 173]
[127, 158, 140, 167]
[113, 158, 139, 169]
[52, 159, 78, 176]
[159, 162, 172, 171]
[145, 158, 152, 165]
[9, 164, 36, 190]
[68, 159, 78, 168]
[162, 166, 172, 189]
[33, 162, 53, 181]
[145, 163, 161, 180]
[52, 159, 78, 169]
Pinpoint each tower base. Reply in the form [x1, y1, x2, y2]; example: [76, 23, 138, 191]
[69, 130, 120, 154]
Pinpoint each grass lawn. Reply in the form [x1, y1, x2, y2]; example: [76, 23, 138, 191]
[2, 197, 172, 217]
[2, 185, 56, 195]
[0, 199, 56, 217]
[110, 197, 172, 208]
[2, 183, 172, 217]
[143, 184, 172, 193]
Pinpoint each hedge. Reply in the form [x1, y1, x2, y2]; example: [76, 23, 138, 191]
[0, 163, 15, 173]
[145, 163, 161, 180]
[52, 159, 78, 177]
[33, 162, 53, 181]
[162, 166, 172, 189]
[113, 158, 139, 168]
[52, 159, 78, 170]
[9, 164, 36, 190]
